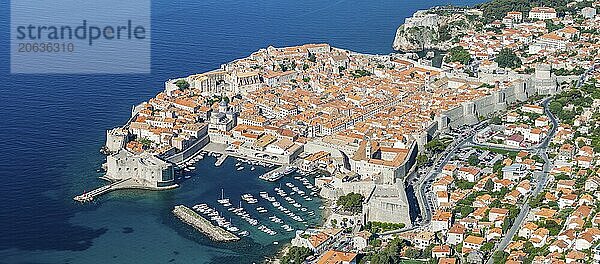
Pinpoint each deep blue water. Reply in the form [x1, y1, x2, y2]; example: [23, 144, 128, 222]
[0, 0, 481, 263]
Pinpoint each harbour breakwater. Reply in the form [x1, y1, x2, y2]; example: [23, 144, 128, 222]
[172, 205, 240, 242]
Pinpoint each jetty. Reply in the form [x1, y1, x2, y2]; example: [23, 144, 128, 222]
[259, 167, 285, 182]
[73, 178, 130, 202]
[214, 154, 228, 167]
[172, 205, 239, 242]
[73, 178, 178, 203]
[259, 165, 298, 182]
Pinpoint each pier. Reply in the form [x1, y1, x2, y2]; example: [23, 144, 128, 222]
[259, 166, 286, 182]
[214, 154, 229, 167]
[172, 205, 239, 242]
[73, 178, 178, 203]
[202, 142, 286, 166]
[73, 178, 130, 202]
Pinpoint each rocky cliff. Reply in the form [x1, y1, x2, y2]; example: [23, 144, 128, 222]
[392, 11, 480, 52]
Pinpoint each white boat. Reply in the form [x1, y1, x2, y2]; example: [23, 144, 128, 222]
[189, 166, 196, 170]
[269, 216, 283, 223]
[250, 167, 255, 171]
[238, 231, 249, 236]
[217, 189, 229, 203]
[237, 166, 244, 171]
[260, 171, 284, 182]
[184, 175, 192, 179]
[283, 166, 297, 175]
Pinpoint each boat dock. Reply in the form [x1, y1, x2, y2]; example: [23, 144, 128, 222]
[73, 178, 178, 203]
[172, 205, 239, 242]
[202, 142, 285, 166]
[73, 178, 130, 202]
[214, 154, 228, 167]
[259, 167, 284, 182]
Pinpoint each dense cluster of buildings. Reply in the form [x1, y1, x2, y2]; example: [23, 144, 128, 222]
[476, 104, 551, 148]
[449, 5, 599, 77]
[96, 2, 600, 263]
[103, 40, 549, 210]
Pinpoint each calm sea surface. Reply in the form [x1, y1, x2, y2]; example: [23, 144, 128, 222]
[0, 0, 481, 263]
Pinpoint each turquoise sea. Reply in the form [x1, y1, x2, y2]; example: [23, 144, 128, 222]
[0, 0, 481, 263]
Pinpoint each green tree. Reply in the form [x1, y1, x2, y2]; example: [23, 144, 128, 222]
[548, 101, 563, 114]
[468, 154, 480, 166]
[425, 139, 450, 153]
[416, 154, 429, 168]
[539, 220, 561, 236]
[445, 46, 471, 65]
[495, 48, 522, 69]
[481, 242, 495, 252]
[492, 251, 508, 263]
[369, 238, 382, 247]
[281, 246, 312, 264]
[404, 248, 424, 259]
[175, 79, 190, 90]
[490, 115, 502, 125]
[364, 238, 406, 264]
[546, 20, 564, 32]
[139, 137, 152, 148]
[308, 52, 316, 63]
[484, 178, 494, 192]
[351, 69, 372, 78]
[337, 193, 364, 213]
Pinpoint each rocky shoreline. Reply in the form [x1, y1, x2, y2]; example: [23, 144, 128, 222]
[392, 7, 483, 52]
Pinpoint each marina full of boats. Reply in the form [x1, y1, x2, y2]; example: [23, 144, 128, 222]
[234, 158, 275, 172]
[173, 150, 324, 241]
[188, 175, 321, 240]
[176, 150, 281, 181]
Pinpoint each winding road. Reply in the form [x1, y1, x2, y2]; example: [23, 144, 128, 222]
[409, 98, 557, 260]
